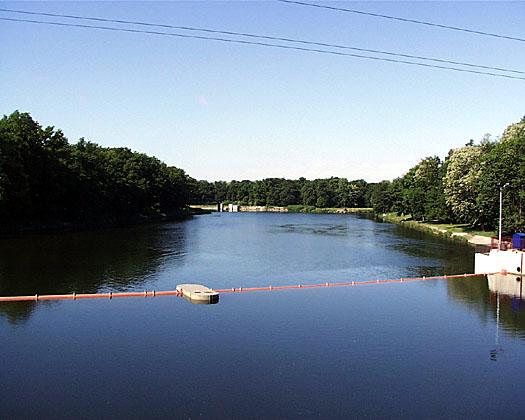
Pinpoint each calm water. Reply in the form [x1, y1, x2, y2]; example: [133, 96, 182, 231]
[0, 213, 524, 418]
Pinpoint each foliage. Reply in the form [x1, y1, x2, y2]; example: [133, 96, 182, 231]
[476, 117, 525, 231]
[0, 111, 190, 226]
[370, 116, 525, 233]
[369, 181, 393, 213]
[370, 157, 447, 222]
[2, 111, 524, 235]
[401, 156, 447, 221]
[443, 146, 483, 224]
[190, 177, 372, 209]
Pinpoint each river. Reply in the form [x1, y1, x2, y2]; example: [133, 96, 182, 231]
[0, 213, 523, 418]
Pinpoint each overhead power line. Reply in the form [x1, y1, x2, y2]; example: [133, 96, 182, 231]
[278, 0, 525, 43]
[1, 17, 524, 81]
[0, 7, 523, 75]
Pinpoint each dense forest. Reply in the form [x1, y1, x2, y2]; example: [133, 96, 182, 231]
[0, 111, 190, 228]
[190, 177, 370, 209]
[1, 111, 523, 233]
[368, 116, 525, 232]
[191, 116, 525, 232]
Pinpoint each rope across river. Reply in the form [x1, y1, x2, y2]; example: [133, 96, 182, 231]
[0, 272, 492, 303]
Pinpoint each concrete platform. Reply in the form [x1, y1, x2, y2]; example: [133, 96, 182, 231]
[475, 249, 524, 275]
[176, 284, 219, 304]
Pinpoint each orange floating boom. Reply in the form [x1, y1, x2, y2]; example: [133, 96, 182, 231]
[0, 290, 182, 302]
[0, 272, 497, 303]
[215, 273, 492, 293]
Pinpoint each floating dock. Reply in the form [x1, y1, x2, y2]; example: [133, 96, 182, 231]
[176, 284, 219, 304]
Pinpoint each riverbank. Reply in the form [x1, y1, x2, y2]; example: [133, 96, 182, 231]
[0, 207, 209, 237]
[190, 204, 373, 214]
[190, 205, 493, 247]
[190, 204, 289, 212]
[380, 213, 494, 248]
[286, 205, 373, 214]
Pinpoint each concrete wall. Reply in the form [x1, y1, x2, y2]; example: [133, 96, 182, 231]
[475, 250, 524, 275]
[238, 206, 288, 213]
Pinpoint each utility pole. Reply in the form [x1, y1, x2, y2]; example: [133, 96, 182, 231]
[499, 183, 510, 250]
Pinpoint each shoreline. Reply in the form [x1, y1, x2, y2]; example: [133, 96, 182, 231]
[4, 204, 494, 250]
[190, 204, 373, 214]
[379, 213, 493, 248]
[191, 205, 493, 249]
[0, 207, 210, 238]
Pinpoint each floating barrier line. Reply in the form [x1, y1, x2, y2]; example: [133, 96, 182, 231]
[0, 290, 182, 302]
[0, 273, 497, 302]
[215, 273, 494, 294]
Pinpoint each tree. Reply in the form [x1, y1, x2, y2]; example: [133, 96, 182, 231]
[398, 156, 445, 221]
[476, 117, 525, 231]
[370, 181, 393, 213]
[443, 146, 483, 225]
[0, 111, 191, 226]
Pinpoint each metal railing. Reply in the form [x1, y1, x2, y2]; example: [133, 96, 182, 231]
[491, 236, 513, 250]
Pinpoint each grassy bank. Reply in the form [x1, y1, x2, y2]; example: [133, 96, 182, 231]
[380, 213, 495, 247]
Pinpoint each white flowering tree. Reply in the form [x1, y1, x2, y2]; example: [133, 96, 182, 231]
[443, 146, 483, 225]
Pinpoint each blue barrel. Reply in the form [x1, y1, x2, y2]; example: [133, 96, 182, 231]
[512, 233, 525, 250]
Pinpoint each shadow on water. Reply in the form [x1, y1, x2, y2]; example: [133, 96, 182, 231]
[273, 214, 475, 279]
[276, 223, 349, 236]
[1, 213, 522, 335]
[369, 216, 525, 337]
[0, 302, 37, 325]
[447, 274, 525, 339]
[380, 220, 525, 337]
[0, 221, 188, 324]
[375, 222, 475, 276]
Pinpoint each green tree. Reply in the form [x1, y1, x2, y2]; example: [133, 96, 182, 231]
[476, 117, 525, 231]
[370, 181, 393, 213]
[398, 156, 445, 221]
[0, 111, 191, 227]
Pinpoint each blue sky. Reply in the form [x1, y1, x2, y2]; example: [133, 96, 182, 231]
[1, 1, 524, 182]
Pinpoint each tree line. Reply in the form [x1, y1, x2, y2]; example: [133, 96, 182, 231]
[369, 117, 525, 232]
[0, 111, 190, 226]
[189, 177, 371, 209]
[1, 111, 523, 233]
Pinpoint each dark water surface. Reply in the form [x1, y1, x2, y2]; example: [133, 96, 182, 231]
[1, 213, 523, 418]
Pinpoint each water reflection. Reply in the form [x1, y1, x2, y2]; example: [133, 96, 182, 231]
[383, 224, 475, 277]
[487, 274, 525, 360]
[490, 291, 503, 362]
[0, 214, 519, 333]
[447, 274, 525, 339]
[488, 273, 524, 301]
[3, 214, 524, 418]
[0, 301, 37, 325]
[0, 221, 188, 323]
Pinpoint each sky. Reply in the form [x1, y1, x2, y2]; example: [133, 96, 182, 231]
[1, 1, 524, 182]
